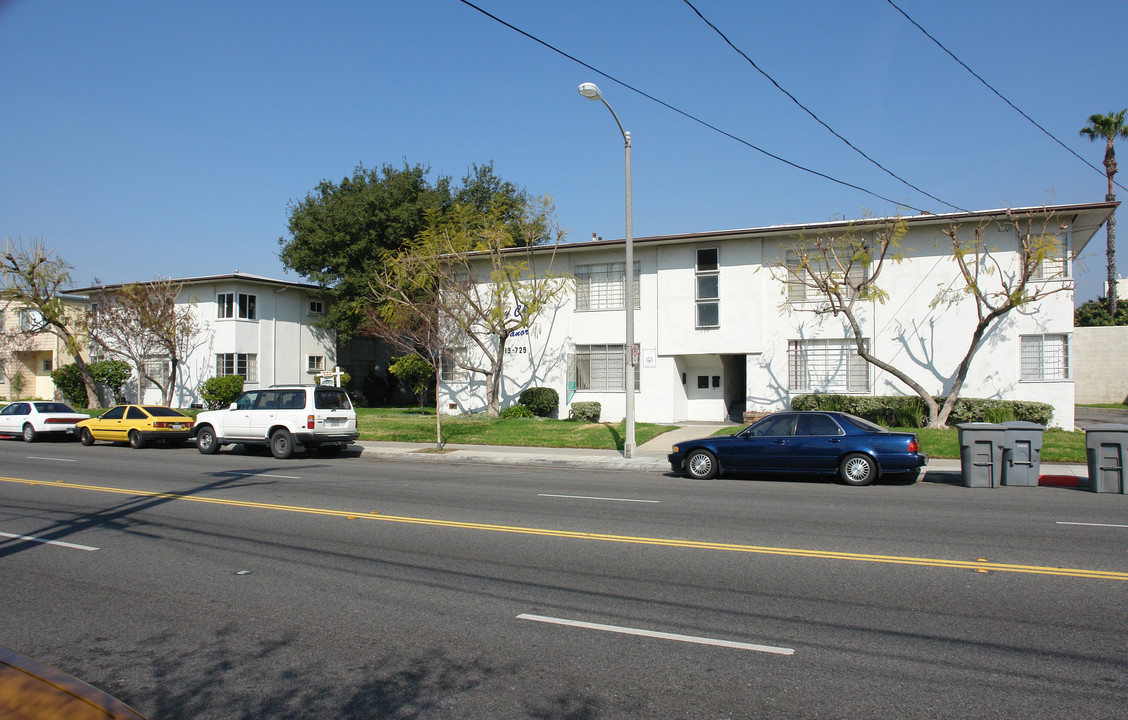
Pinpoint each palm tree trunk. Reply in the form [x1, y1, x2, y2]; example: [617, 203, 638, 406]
[1107, 192, 1118, 315]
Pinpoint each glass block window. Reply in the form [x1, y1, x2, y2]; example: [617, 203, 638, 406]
[575, 261, 640, 311]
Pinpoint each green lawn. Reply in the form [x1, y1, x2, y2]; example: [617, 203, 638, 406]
[710, 424, 1088, 463]
[356, 407, 677, 450]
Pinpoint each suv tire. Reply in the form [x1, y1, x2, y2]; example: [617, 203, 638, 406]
[196, 426, 220, 455]
[270, 428, 295, 459]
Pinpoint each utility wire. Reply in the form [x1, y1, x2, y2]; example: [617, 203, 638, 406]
[456, 0, 928, 213]
[885, 0, 1127, 195]
[682, 0, 967, 213]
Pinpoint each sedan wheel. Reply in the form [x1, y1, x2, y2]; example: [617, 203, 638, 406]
[22, 424, 37, 443]
[270, 429, 294, 459]
[839, 453, 876, 486]
[80, 428, 95, 446]
[685, 449, 718, 480]
[128, 430, 146, 449]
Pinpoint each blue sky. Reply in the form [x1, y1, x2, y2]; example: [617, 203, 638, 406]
[2, 0, 1124, 304]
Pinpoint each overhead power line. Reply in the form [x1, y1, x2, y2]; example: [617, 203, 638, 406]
[456, 0, 928, 214]
[681, 0, 966, 213]
[884, 0, 1127, 195]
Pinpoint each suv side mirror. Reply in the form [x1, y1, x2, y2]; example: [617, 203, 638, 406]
[229, 402, 238, 410]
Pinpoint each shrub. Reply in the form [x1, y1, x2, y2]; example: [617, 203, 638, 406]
[200, 375, 244, 409]
[518, 387, 559, 417]
[389, 354, 435, 412]
[500, 404, 535, 419]
[89, 359, 131, 404]
[790, 394, 1053, 427]
[50, 363, 87, 407]
[570, 401, 601, 422]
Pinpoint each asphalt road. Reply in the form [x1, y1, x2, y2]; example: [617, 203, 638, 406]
[1, 438, 1126, 719]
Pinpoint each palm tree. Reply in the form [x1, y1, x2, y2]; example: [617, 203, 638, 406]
[1080, 109, 1128, 314]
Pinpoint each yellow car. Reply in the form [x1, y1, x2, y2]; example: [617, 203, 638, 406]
[77, 405, 195, 449]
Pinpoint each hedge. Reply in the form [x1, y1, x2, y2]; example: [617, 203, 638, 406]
[789, 394, 1053, 427]
[570, 401, 601, 422]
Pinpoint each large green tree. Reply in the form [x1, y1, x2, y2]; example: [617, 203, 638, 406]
[279, 160, 543, 341]
[1080, 109, 1128, 314]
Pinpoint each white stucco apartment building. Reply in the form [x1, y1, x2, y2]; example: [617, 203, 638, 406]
[440, 202, 1117, 429]
[68, 273, 336, 406]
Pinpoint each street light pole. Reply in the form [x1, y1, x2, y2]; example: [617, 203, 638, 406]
[579, 81, 635, 458]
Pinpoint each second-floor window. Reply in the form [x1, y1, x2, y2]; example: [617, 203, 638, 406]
[308, 299, 324, 315]
[574, 261, 640, 311]
[696, 248, 719, 328]
[1029, 231, 1069, 281]
[218, 293, 257, 320]
[307, 355, 324, 373]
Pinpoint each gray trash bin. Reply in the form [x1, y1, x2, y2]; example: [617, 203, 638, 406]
[958, 423, 1006, 488]
[1001, 421, 1045, 487]
[1084, 424, 1128, 494]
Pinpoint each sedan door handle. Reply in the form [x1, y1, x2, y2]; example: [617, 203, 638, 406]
[772, 439, 787, 445]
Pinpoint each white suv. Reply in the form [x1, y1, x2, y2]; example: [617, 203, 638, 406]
[192, 385, 359, 458]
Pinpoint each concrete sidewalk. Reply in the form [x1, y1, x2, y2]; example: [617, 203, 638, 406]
[350, 424, 1091, 484]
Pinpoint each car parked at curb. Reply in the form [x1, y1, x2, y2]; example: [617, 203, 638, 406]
[668, 411, 927, 486]
[0, 401, 90, 442]
[191, 385, 359, 459]
[76, 405, 195, 448]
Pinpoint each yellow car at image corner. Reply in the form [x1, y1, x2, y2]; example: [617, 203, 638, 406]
[76, 405, 195, 449]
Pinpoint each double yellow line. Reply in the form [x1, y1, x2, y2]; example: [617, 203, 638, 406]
[5, 476, 1126, 581]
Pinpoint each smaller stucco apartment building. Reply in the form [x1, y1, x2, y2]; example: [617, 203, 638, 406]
[0, 298, 86, 401]
[67, 273, 337, 406]
[439, 202, 1117, 430]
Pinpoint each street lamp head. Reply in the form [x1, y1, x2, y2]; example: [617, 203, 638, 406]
[578, 82, 603, 101]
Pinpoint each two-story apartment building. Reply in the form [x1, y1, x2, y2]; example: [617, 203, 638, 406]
[438, 202, 1117, 429]
[0, 298, 87, 401]
[67, 272, 336, 406]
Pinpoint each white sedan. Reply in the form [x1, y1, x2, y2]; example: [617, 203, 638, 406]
[0, 401, 90, 442]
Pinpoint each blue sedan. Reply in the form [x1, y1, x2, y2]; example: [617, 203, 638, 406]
[668, 411, 928, 486]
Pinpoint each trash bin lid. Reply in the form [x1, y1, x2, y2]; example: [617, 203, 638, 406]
[957, 422, 1006, 429]
[1000, 421, 1045, 430]
[1082, 423, 1128, 432]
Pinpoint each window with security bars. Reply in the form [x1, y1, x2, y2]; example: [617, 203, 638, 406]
[573, 344, 639, 392]
[788, 338, 870, 393]
[1021, 334, 1069, 380]
[1028, 232, 1069, 281]
[216, 353, 258, 382]
[574, 261, 640, 311]
[440, 348, 468, 382]
[140, 356, 170, 390]
[786, 249, 866, 302]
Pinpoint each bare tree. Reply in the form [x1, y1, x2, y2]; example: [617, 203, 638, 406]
[773, 210, 1071, 427]
[88, 278, 202, 405]
[1, 238, 101, 405]
[369, 197, 570, 423]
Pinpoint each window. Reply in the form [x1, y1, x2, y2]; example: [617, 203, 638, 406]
[573, 344, 639, 392]
[696, 248, 719, 328]
[217, 293, 257, 319]
[574, 261, 641, 311]
[216, 353, 258, 382]
[1021, 334, 1069, 380]
[786, 248, 866, 302]
[18, 309, 43, 331]
[788, 338, 871, 393]
[141, 356, 170, 390]
[42, 358, 52, 373]
[308, 355, 325, 373]
[440, 348, 468, 382]
[308, 299, 324, 315]
[1029, 232, 1069, 281]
